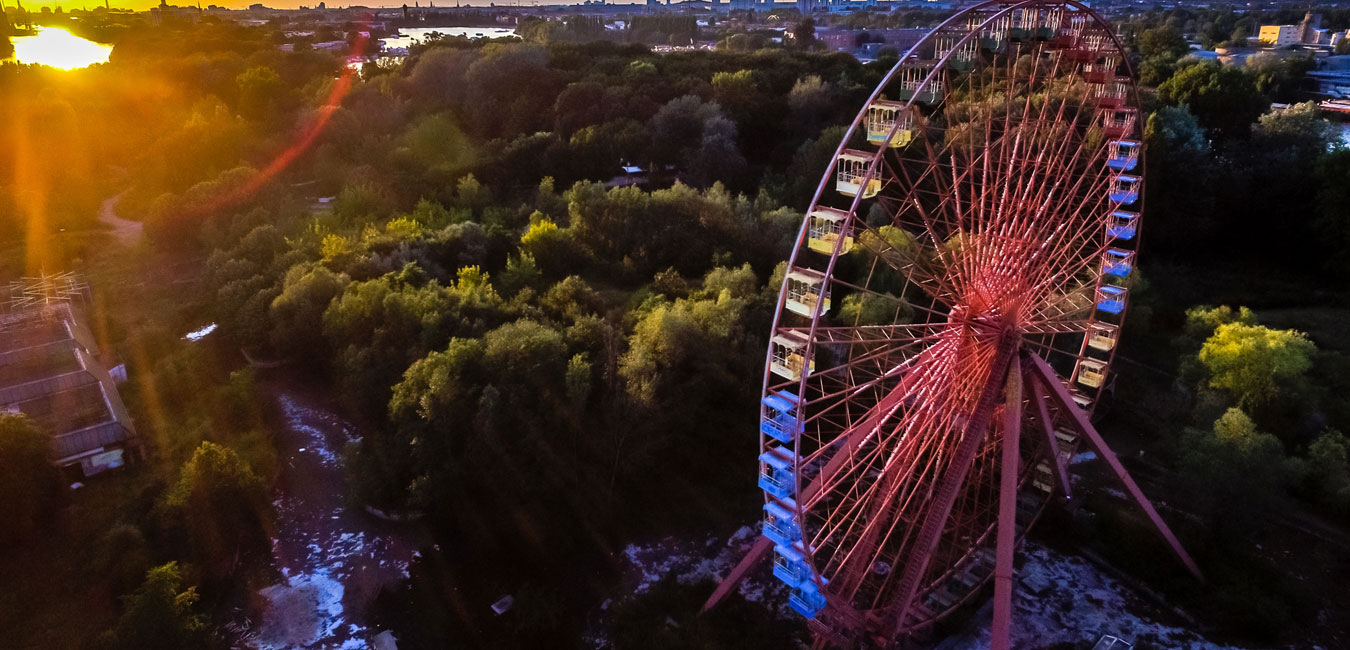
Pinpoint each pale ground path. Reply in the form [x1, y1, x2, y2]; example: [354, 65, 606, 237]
[98, 193, 142, 245]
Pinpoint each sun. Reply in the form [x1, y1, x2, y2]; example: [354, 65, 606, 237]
[11, 27, 114, 70]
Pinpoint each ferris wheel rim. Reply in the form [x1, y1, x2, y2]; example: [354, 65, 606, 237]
[756, 1, 1146, 636]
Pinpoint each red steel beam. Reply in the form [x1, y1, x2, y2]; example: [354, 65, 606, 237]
[1024, 352, 1204, 581]
[879, 329, 1021, 643]
[1028, 374, 1073, 499]
[700, 536, 775, 613]
[991, 356, 1023, 650]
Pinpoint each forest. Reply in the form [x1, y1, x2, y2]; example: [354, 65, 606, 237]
[1, 4, 1350, 649]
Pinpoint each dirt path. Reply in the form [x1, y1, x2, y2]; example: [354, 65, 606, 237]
[98, 194, 142, 245]
[235, 384, 422, 650]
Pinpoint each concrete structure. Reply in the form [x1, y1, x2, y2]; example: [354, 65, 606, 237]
[1, 275, 139, 479]
[1258, 24, 1300, 47]
[1260, 13, 1342, 48]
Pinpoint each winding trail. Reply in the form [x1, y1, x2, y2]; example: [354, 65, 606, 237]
[239, 384, 423, 650]
[98, 193, 142, 245]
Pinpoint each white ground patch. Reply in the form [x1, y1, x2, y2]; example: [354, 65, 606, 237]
[590, 524, 797, 649]
[941, 542, 1248, 650]
[599, 529, 1250, 650]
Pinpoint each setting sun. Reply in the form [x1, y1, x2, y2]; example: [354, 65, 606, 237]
[10, 27, 113, 70]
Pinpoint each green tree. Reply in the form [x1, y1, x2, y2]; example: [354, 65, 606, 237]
[100, 562, 210, 650]
[0, 414, 64, 547]
[1177, 408, 1289, 536]
[270, 263, 348, 361]
[1314, 149, 1350, 269]
[520, 215, 578, 276]
[1307, 429, 1350, 509]
[1198, 323, 1315, 408]
[1138, 24, 1190, 59]
[565, 354, 593, 412]
[236, 65, 285, 120]
[1245, 52, 1313, 102]
[787, 75, 834, 129]
[161, 442, 270, 578]
[1157, 62, 1269, 139]
[1252, 101, 1341, 160]
[1182, 304, 1256, 343]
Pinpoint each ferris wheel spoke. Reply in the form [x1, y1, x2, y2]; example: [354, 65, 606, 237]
[728, 6, 1168, 642]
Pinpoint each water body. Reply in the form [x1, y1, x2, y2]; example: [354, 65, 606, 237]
[4, 27, 112, 69]
[231, 386, 423, 650]
[381, 26, 517, 51]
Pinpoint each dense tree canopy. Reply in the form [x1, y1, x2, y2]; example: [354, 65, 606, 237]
[0, 415, 64, 548]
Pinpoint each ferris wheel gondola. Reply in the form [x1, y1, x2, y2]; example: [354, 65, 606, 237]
[705, 2, 1204, 647]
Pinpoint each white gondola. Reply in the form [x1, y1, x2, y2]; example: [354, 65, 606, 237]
[935, 30, 979, 66]
[866, 100, 916, 148]
[807, 207, 854, 254]
[1033, 460, 1055, 493]
[1076, 358, 1107, 388]
[771, 331, 813, 381]
[1092, 80, 1128, 107]
[1081, 54, 1119, 82]
[1069, 389, 1093, 410]
[898, 62, 943, 104]
[785, 269, 831, 317]
[837, 150, 881, 199]
[1100, 107, 1137, 137]
[1087, 322, 1119, 351]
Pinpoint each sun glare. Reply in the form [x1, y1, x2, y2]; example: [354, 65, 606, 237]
[9, 27, 113, 70]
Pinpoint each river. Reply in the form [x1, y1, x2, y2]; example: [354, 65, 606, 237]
[3, 27, 112, 69]
[381, 26, 517, 52]
[231, 382, 423, 650]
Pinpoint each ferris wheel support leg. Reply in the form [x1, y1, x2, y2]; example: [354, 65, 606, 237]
[1024, 353, 1205, 582]
[1028, 378, 1073, 500]
[701, 535, 774, 613]
[991, 356, 1023, 650]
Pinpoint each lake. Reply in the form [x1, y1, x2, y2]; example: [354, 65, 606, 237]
[4, 27, 113, 70]
[380, 26, 517, 52]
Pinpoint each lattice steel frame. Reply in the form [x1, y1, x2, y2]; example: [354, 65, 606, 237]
[705, 3, 1201, 647]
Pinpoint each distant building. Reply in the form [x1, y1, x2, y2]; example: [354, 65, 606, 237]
[1258, 24, 1300, 47]
[1260, 13, 1333, 48]
[1, 274, 139, 478]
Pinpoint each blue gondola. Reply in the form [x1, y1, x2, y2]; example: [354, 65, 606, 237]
[1097, 285, 1126, 314]
[1109, 174, 1140, 204]
[758, 447, 797, 499]
[763, 499, 801, 547]
[1102, 249, 1133, 277]
[1106, 140, 1141, 171]
[772, 543, 811, 589]
[789, 578, 830, 619]
[761, 390, 801, 444]
[1107, 210, 1138, 240]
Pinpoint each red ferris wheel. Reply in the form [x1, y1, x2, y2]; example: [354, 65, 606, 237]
[705, 2, 1202, 647]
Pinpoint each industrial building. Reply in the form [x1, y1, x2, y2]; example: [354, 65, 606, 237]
[0, 273, 139, 478]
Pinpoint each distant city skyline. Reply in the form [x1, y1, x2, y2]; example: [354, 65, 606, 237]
[15, 0, 653, 11]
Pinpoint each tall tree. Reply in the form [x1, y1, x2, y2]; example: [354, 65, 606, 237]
[0, 414, 64, 548]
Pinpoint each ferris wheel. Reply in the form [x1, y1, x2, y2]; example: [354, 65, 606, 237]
[705, 1, 1203, 647]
